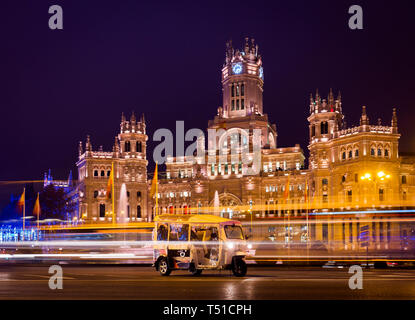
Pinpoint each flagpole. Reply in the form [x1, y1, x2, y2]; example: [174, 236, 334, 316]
[23, 187, 25, 232]
[37, 192, 40, 230]
[112, 162, 115, 225]
[155, 162, 158, 217]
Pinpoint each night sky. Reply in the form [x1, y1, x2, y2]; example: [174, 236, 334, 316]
[1, 0, 415, 204]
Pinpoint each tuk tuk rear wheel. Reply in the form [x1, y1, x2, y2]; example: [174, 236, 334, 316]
[159, 257, 171, 276]
[232, 258, 247, 277]
[191, 269, 203, 276]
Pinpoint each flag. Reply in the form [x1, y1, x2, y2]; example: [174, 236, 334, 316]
[284, 175, 290, 201]
[33, 193, 41, 217]
[150, 162, 158, 198]
[17, 189, 25, 211]
[106, 163, 114, 199]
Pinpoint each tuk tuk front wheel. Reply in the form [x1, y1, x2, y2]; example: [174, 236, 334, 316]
[159, 257, 171, 276]
[232, 258, 247, 277]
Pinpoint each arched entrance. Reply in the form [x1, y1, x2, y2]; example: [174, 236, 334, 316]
[209, 192, 242, 219]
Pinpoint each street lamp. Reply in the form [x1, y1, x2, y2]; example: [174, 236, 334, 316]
[360, 171, 391, 205]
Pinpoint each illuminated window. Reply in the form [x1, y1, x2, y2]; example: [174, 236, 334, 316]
[347, 190, 352, 202]
[379, 188, 384, 201]
[99, 204, 105, 217]
[320, 122, 328, 134]
[125, 141, 131, 152]
[136, 141, 142, 153]
[236, 84, 239, 96]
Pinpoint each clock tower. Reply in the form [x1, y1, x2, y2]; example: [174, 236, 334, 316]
[221, 38, 264, 118]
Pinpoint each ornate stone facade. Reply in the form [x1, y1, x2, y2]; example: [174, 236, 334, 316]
[75, 39, 415, 251]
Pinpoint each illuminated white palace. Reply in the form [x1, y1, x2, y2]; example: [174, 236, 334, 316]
[76, 38, 415, 250]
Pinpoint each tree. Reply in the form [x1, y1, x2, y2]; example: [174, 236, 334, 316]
[39, 184, 75, 220]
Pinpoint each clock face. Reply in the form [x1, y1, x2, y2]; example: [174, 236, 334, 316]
[259, 66, 264, 79]
[232, 62, 242, 75]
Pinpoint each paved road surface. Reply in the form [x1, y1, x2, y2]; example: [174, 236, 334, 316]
[1, 265, 415, 299]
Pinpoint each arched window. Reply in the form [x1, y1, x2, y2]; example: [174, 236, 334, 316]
[348, 150, 353, 159]
[137, 191, 141, 198]
[378, 148, 382, 156]
[99, 203, 105, 217]
[236, 84, 239, 96]
[136, 141, 142, 153]
[101, 170, 105, 177]
[107, 170, 111, 177]
[231, 84, 235, 97]
[342, 152, 346, 160]
[371, 148, 375, 156]
[125, 141, 131, 152]
[94, 170, 98, 177]
[241, 84, 244, 96]
[355, 149, 359, 157]
[320, 121, 328, 134]
[231, 100, 235, 110]
[137, 205, 141, 218]
[311, 125, 316, 137]
[384, 149, 389, 157]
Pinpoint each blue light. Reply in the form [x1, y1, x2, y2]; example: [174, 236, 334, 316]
[259, 66, 264, 79]
[232, 62, 242, 75]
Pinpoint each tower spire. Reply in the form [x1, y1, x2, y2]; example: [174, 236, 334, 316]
[360, 106, 369, 126]
[391, 108, 398, 133]
[86, 135, 92, 152]
[78, 141, 83, 158]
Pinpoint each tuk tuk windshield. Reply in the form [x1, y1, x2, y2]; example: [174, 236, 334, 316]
[224, 225, 244, 240]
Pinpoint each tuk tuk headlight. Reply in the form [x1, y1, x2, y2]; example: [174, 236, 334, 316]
[226, 242, 234, 249]
[247, 243, 252, 249]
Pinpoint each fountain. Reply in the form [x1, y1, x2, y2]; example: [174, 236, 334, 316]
[213, 191, 220, 216]
[118, 183, 128, 223]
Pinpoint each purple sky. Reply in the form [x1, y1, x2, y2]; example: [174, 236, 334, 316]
[0, 0, 415, 195]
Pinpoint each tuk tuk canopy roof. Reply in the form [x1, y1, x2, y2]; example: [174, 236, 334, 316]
[154, 214, 238, 224]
